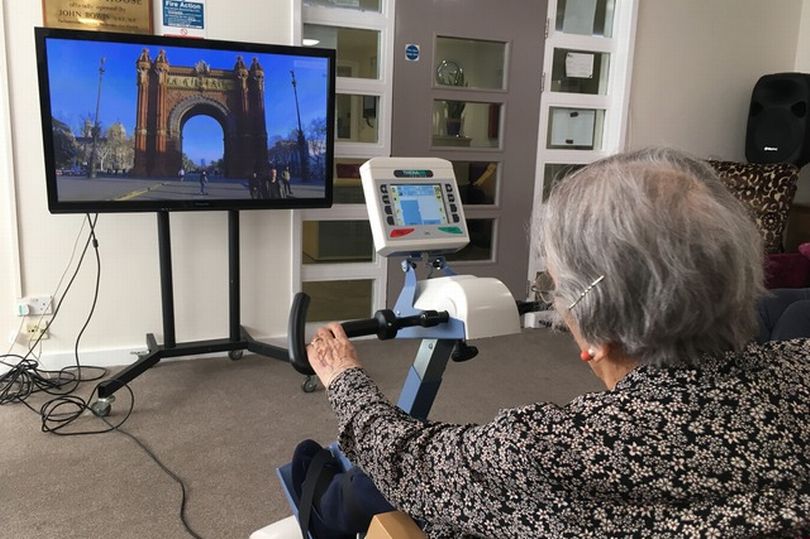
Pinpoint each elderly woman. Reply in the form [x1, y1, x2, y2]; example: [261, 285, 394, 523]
[303, 148, 810, 538]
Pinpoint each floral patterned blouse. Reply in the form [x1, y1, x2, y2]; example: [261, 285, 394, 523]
[328, 339, 810, 538]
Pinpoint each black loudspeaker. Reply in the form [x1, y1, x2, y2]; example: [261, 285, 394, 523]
[746, 72, 810, 167]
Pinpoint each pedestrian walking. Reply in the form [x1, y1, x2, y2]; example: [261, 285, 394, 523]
[199, 169, 208, 195]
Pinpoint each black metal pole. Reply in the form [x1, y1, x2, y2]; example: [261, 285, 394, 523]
[228, 210, 240, 342]
[290, 70, 309, 181]
[88, 56, 106, 179]
[157, 211, 176, 348]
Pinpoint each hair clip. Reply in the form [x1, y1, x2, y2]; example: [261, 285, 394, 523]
[567, 275, 605, 310]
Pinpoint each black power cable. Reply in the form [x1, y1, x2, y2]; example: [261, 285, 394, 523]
[0, 214, 104, 408]
[1, 214, 203, 538]
[99, 414, 203, 539]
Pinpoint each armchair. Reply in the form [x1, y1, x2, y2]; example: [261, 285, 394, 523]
[708, 160, 806, 288]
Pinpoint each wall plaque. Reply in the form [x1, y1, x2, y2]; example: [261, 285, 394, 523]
[42, 0, 153, 34]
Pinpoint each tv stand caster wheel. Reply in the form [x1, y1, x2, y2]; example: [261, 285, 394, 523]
[229, 349, 244, 361]
[90, 397, 115, 417]
[302, 376, 318, 393]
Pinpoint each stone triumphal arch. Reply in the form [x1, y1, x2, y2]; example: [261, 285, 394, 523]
[131, 49, 268, 178]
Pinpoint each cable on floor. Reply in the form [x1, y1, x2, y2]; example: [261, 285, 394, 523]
[2, 214, 203, 537]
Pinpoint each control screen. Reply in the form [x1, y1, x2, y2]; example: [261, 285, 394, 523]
[390, 184, 448, 226]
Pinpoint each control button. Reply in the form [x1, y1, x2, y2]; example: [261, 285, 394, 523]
[452, 214, 460, 223]
[382, 195, 390, 204]
[386, 216, 395, 225]
[445, 184, 453, 192]
[438, 226, 463, 235]
[380, 185, 388, 193]
[448, 194, 455, 202]
[450, 204, 458, 212]
[384, 205, 393, 215]
[390, 228, 415, 238]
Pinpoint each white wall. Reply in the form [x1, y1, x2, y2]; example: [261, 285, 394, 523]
[628, 0, 803, 161]
[0, 0, 295, 368]
[793, 0, 810, 204]
[0, 0, 20, 358]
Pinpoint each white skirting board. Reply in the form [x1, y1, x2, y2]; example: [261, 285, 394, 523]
[1, 334, 287, 373]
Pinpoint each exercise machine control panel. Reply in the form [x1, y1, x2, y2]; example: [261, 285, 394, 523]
[360, 157, 469, 257]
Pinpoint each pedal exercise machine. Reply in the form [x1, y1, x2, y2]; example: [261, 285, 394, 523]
[252, 158, 543, 539]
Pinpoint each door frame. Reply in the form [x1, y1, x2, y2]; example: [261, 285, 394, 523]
[292, 0, 396, 329]
[528, 0, 639, 282]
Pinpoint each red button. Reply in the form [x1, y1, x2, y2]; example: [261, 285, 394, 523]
[390, 228, 415, 238]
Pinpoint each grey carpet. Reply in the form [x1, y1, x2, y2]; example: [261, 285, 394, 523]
[0, 328, 602, 539]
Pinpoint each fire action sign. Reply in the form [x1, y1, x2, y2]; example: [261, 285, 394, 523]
[159, 0, 206, 38]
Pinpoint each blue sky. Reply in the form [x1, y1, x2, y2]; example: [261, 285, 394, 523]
[45, 38, 329, 164]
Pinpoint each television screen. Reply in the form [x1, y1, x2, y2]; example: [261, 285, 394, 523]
[35, 28, 335, 213]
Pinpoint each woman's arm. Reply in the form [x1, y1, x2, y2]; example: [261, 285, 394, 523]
[328, 367, 574, 535]
[307, 323, 578, 536]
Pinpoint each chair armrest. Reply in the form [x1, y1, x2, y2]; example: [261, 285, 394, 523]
[366, 511, 426, 539]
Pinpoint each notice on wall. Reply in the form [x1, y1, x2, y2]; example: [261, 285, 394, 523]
[42, 0, 153, 34]
[158, 0, 206, 38]
[565, 52, 594, 79]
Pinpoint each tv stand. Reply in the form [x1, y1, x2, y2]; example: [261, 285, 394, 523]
[92, 210, 288, 415]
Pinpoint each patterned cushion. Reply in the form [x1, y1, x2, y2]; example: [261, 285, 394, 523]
[707, 161, 799, 253]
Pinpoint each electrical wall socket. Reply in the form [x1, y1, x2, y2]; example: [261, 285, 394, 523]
[25, 320, 49, 341]
[16, 296, 53, 316]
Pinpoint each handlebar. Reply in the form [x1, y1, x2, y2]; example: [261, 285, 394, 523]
[288, 293, 315, 374]
[288, 292, 451, 375]
[516, 300, 548, 315]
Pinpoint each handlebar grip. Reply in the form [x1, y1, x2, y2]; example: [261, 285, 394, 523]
[342, 318, 384, 338]
[288, 294, 452, 377]
[516, 300, 547, 315]
[288, 292, 316, 375]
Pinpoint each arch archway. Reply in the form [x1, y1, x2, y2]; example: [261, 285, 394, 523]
[180, 114, 225, 174]
[169, 96, 231, 175]
[131, 51, 268, 178]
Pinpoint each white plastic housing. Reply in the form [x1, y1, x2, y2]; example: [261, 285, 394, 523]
[360, 157, 470, 256]
[412, 275, 521, 340]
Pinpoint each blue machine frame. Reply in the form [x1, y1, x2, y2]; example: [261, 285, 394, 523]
[277, 257, 466, 537]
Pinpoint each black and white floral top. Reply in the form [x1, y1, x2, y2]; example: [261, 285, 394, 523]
[328, 339, 810, 538]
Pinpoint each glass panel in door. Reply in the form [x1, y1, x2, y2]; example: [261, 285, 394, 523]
[333, 158, 366, 204]
[336, 94, 379, 142]
[304, 0, 381, 12]
[304, 0, 381, 13]
[303, 25, 380, 79]
[302, 220, 375, 264]
[432, 100, 501, 148]
[555, 0, 616, 37]
[302, 279, 374, 321]
[550, 49, 610, 95]
[451, 161, 498, 205]
[542, 163, 585, 201]
[546, 107, 605, 150]
[434, 37, 507, 90]
[444, 219, 495, 262]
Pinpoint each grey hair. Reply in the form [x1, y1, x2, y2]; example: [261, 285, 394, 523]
[540, 147, 765, 367]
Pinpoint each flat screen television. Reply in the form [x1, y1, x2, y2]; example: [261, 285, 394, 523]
[35, 28, 335, 213]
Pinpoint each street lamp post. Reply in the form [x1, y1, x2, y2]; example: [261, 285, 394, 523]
[88, 56, 106, 179]
[289, 69, 309, 182]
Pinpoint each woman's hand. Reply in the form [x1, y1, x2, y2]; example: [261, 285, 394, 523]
[307, 322, 362, 389]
